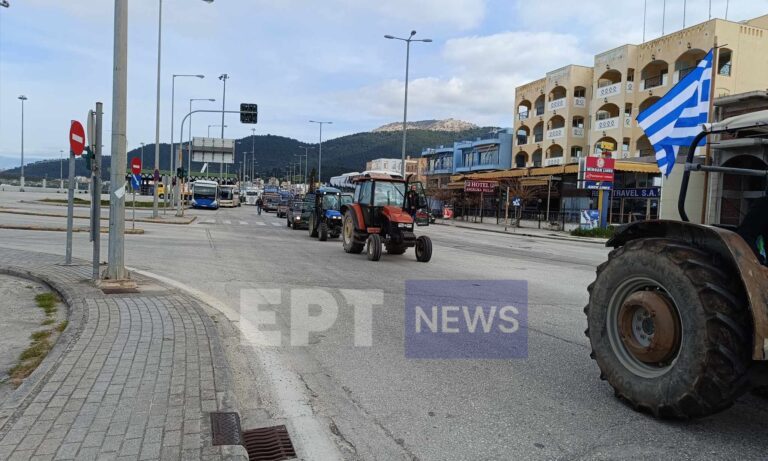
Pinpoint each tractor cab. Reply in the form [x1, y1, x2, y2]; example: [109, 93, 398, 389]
[309, 186, 344, 241]
[340, 172, 432, 262]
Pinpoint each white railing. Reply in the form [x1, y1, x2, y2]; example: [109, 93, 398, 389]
[544, 157, 565, 166]
[548, 98, 566, 111]
[519, 111, 529, 121]
[546, 127, 565, 139]
[574, 97, 586, 108]
[572, 127, 585, 137]
[596, 83, 621, 98]
[595, 116, 620, 131]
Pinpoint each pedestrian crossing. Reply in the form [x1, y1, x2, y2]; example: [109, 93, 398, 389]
[196, 216, 289, 228]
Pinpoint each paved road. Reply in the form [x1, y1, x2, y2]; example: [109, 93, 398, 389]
[0, 192, 766, 460]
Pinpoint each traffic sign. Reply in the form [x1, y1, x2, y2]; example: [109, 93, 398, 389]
[131, 157, 142, 175]
[70, 121, 86, 156]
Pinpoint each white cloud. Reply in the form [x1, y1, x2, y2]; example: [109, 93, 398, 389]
[337, 0, 487, 30]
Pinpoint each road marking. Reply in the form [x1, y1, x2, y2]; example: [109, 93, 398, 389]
[256, 222, 266, 226]
[200, 220, 215, 224]
[239, 221, 248, 225]
[125, 268, 344, 461]
[271, 222, 281, 227]
[223, 220, 231, 225]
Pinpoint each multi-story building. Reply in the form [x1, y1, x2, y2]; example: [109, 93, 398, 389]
[364, 157, 419, 175]
[514, 66, 593, 168]
[453, 129, 513, 173]
[421, 146, 454, 189]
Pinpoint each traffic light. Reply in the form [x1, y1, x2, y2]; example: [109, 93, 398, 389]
[176, 167, 186, 179]
[82, 147, 93, 171]
[240, 103, 258, 124]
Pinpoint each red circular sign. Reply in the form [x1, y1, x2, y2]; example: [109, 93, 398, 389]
[69, 121, 86, 156]
[131, 157, 142, 175]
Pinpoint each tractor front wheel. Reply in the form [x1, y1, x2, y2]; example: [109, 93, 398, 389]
[585, 238, 751, 418]
[366, 234, 382, 261]
[343, 211, 364, 254]
[415, 236, 432, 262]
[319, 222, 329, 241]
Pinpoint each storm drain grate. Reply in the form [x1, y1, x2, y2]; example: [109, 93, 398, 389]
[210, 412, 243, 446]
[241, 425, 297, 461]
[100, 287, 140, 294]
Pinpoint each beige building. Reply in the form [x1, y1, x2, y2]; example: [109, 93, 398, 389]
[515, 14, 768, 169]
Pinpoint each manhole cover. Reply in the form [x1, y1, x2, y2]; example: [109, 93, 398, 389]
[241, 425, 297, 461]
[210, 412, 243, 446]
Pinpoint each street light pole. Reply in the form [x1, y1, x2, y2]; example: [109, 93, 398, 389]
[171, 74, 204, 207]
[151, 0, 163, 217]
[140, 142, 145, 171]
[59, 149, 63, 192]
[218, 73, 229, 177]
[309, 120, 331, 184]
[107, 0, 128, 281]
[250, 128, 256, 183]
[18, 95, 27, 191]
[385, 30, 432, 177]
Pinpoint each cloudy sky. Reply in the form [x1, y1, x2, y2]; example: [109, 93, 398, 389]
[0, 0, 762, 166]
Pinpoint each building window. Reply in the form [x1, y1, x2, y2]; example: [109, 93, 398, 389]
[719, 49, 732, 76]
[624, 103, 633, 117]
[571, 146, 583, 158]
[627, 68, 635, 82]
[574, 87, 586, 98]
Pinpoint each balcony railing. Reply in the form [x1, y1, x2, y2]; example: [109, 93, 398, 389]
[548, 98, 566, 111]
[572, 127, 585, 137]
[518, 111, 529, 121]
[594, 116, 620, 131]
[642, 73, 667, 90]
[596, 82, 621, 99]
[573, 97, 586, 108]
[546, 127, 565, 139]
[544, 157, 564, 166]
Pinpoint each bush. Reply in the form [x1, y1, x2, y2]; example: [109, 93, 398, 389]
[570, 226, 616, 238]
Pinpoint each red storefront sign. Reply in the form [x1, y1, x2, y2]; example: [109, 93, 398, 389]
[584, 157, 615, 182]
[464, 180, 498, 193]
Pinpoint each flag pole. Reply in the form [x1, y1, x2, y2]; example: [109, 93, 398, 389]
[700, 39, 719, 224]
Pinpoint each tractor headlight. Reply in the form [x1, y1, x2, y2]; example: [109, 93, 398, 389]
[398, 223, 413, 229]
[294, 216, 301, 221]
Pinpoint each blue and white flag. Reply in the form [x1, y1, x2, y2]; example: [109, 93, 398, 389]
[130, 173, 141, 191]
[637, 49, 713, 176]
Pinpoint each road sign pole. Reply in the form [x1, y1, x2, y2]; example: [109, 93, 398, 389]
[93, 103, 103, 281]
[65, 150, 75, 265]
[107, 0, 128, 281]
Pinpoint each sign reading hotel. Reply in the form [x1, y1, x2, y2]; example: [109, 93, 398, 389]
[465, 180, 498, 193]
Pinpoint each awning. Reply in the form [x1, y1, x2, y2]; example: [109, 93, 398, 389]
[615, 161, 660, 173]
[446, 181, 466, 189]
[519, 178, 549, 186]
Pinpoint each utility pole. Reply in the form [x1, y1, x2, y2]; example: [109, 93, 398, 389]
[18, 95, 27, 191]
[59, 150, 64, 192]
[309, 120, 331, 184]
[106, 0, 128, 281]
[152, 0, 162, 218]
[219, 73, 229, 178]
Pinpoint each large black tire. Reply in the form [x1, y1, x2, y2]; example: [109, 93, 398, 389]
[366, 234, 382, 261]
[287, 218, 291, 228]
[386, 244, 407, 255]
[309, 213, 318, 238]
[585, 238, 751, 419]
[343, 211, 364, 254]
[415, 236, 432, 262]
[319, 222, 329, 241]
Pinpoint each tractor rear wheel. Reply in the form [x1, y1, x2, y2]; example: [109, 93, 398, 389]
[366, 234, 382, 261]
[585, 238, 751, 418]
[319, 222, 329, 241]
[343, 211, 364, 254]
[415, 236, 432, 262]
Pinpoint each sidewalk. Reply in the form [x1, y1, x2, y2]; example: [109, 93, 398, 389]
[0, 249, 247, 460]
[433, 218, 609, 244]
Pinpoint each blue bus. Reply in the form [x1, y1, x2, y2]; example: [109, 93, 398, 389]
[191, 180, 219, 209]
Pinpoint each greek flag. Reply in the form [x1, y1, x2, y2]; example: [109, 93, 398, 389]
[636, 49, 714, 176]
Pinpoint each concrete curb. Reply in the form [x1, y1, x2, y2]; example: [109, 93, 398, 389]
[433, 221, 608, 245]
[8, 204, 195, 225]
[0, 267, 84, 434]
[0, 224, 145, 234]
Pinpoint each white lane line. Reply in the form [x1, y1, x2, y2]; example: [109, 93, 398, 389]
[223, 220, 232, 225]
[239, 221, 248, 225]
[256, 222, 266, 226]
[271, 222, 281, 227]
[200, 220, 215, 224]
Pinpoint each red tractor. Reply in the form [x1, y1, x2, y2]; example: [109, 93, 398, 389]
[340, 172, 432, 262]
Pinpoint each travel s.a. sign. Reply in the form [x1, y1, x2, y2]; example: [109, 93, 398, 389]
[612, 187, 660, 199]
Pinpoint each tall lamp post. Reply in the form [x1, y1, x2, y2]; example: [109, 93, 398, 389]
[299, 146, 314, 189]
[187, 98, 216, 183]
[384, 30, 432, 177]
[59, 149, 64, 192]
[218, 74, 229, 177]
[140, 142, 145, 171]
[170, 73, 204, 207]
[18, 95, 27, 191]
[309, 120, 331, 184]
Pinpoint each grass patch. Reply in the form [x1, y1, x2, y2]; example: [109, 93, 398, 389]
[41, 318, 55, 326]
[56, 321, 68, 333]
[35, 292, 58, 310]
[570, 226, 616, 238]
[19, 339, 50, 361]
[30, 330, 52, 341]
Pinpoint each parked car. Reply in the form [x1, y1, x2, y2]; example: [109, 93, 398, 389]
[286, 199, 313, 230]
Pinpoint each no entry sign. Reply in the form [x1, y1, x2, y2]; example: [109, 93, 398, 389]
[131, 157, 142, 175]
[70, 121, 86, 156]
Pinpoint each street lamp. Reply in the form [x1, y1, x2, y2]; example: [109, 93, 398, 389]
[218, 73, 229, 176]
[309, 120, 332, 184]
[170, 73, 204, 206]
[59, 149, 64, 192]
[18, 95, 27, 191]
[140, 142, 145, 171]
[187, 98, 216, 184]
[384, 30, 432, 177]
[207, 124, 226, 137]
[298, 146, 314, 188]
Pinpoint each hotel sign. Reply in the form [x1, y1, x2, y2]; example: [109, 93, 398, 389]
[465, 180, 498, 193]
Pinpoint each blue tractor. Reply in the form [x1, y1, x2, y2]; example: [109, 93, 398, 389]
[309, 187, 344, 241]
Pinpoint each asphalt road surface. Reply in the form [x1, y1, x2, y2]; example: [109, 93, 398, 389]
[0, 192, 766, 460]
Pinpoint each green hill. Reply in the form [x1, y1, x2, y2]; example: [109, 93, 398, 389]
[0, 126, 498, 182]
